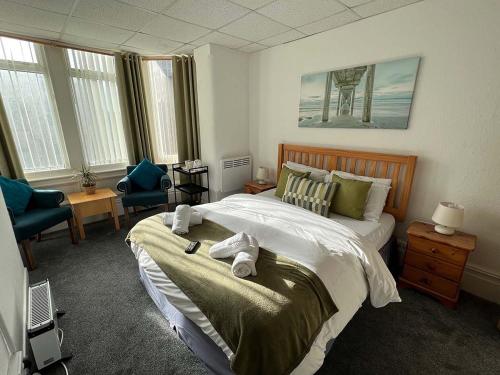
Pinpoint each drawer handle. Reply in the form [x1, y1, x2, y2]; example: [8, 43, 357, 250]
[418, 277, 431, 285]
[431, 248, 439, 254]
[426, 263, 436, 271]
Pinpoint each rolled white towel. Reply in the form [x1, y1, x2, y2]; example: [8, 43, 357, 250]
[163, 210, 202, 227]
[209, 232, 251, 259]
[231, 244, 259, 278]
[172, 204, 191, 235]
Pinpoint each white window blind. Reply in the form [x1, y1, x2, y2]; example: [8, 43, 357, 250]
[0, 37, 69, 173]
[144, 60, 178, 164]
[66, 48, 128, 167]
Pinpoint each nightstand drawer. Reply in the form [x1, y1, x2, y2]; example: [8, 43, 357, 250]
[405, 251, 462, 282]
[408, 236, 467, 266]
[402, 265, 459, 299]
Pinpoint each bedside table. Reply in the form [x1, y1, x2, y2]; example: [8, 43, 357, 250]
[399, 221, 476, 308]
[244, 181, 276, 195]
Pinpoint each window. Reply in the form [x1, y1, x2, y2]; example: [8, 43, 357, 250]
[66, 48, 128, 167]
[144, 59, 178, 164]
[0, 37, 69, 173]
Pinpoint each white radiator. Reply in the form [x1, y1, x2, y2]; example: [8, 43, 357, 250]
[220, 156, 252, 193]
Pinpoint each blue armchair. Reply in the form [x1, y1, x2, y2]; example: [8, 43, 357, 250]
[6, 179, 77, 270]
[116, 164, 172, 226]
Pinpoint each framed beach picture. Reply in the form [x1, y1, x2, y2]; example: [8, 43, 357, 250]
[298, 56, 420, 129]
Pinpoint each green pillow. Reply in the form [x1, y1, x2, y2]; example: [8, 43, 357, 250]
[275, 166, 310, 198]
[282, 175, 337, 217]
[329, 174, 372, 220]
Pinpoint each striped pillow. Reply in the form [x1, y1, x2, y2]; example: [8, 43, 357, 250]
[282, 175, 337, 217]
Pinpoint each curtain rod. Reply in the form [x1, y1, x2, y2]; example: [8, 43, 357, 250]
[0, 31, 174, 59]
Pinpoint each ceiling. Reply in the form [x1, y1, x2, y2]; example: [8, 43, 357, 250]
[0, 0, 422, 55]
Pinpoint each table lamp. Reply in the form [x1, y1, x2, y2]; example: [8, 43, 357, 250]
[255, 167, 268, 185]
[431, 202, 464, 235]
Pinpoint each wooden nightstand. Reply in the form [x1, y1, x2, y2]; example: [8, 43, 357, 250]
[399, 221, 476, 308]
[244, 181, 276, 195]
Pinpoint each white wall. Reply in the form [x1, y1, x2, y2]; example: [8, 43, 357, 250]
[248, 0, 500, 302]
[195, 44, 250, 200]
[0, 189, 27, 374]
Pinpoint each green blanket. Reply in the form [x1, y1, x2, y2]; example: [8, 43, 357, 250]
[127, 215, 337, 375]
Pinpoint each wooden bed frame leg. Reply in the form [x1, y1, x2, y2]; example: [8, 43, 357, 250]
[68, 218, 78, 244]
[20, 239, 35, 271]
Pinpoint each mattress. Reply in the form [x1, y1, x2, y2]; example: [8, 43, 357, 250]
[258, 188, 395, 250]
[132, 194, 397, 374]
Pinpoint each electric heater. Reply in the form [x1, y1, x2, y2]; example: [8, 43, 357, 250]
[27, 280, 61, 370]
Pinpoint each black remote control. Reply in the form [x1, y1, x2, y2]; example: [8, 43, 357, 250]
[185, 241, 200, 254]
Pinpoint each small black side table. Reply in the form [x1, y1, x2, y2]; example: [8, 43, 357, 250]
[172, 163, 210, 206]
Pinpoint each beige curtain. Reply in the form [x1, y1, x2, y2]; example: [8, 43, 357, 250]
[0, 96, 24, 178]
[118, 53, 154, 163]
[172, 55, 200, 162]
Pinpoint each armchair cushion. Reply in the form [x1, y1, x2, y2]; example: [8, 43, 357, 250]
[128, 159, 165, 191]
[13, 206, 73, 242]
[0, 176, 33, 215]
[31, 189, 64, 209]
[121, 190, 168, 208]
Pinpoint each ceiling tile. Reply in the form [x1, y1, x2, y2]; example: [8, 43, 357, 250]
[239, 43, 267, 53]
[259, 29, 305, 46]
[298, 9, 360, 35]
[228, 0, 275, 10]
[353, 0, 421, 18]
[8, 0, 75, 14]
[65, 18, 135, 44]
[123, 33, 182, 52]
[141, 14, 211, 43]
[190, 31, 249, 49]
[119, 45, 157, 55]
[60, 34, 121, 51]
[118, 0, 176, 12]
[257, 0, 346, 28]
[172, 44, 196, 54]
[73, 0, 155, 31]
[0, 20, 60, 40]
[0, 0, 67, 32]
[219, 12, 289, 42]
[164, 0, 250, 29]
[337, 0, 372, 7]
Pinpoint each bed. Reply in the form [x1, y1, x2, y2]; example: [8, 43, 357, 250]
[128, 144, 417, 375]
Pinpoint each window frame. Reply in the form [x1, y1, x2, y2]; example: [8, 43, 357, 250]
[0, 38, 72, 177]
[64, 48, 129, 171]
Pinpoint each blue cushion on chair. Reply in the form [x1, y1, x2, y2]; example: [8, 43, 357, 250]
[0, 176, 33, 215]
[13, 206, 73, 242]
[128, 159, 165, 191]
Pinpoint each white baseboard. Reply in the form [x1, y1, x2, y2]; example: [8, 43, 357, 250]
[397, 239, 499, 304]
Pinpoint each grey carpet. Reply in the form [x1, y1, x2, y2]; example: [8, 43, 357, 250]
[29, 210, 500, 375]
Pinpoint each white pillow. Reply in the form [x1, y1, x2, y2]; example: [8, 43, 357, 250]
[328, 170, 391, 222]
[286, 161, 329, 182]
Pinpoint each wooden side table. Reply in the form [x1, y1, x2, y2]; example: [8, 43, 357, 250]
[399, 221, 476, 308]
[244, 181, 276, 195]
[68, 188, 120, 240]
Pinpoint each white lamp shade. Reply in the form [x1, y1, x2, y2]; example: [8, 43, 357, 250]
[432, 202, 464, 228]
[255, 167, 268, 182]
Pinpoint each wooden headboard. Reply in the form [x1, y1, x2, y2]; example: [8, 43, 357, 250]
[277, 144, 417, 222]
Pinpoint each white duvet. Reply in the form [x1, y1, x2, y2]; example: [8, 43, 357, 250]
[132, 193, 400, 374]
